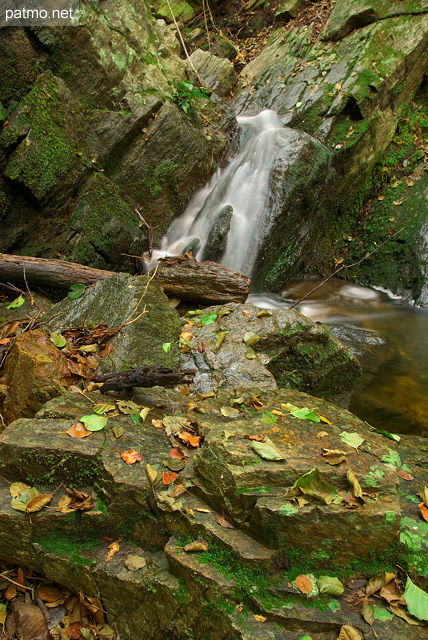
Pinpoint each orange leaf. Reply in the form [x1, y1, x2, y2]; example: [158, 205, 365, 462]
[162, 471, 179, 485]
[38, 585, 63, 603]
[106, 540, 120, 562]
[16, 567, 25, 590]
[295, 574, 313, 594]
[98, 343, 113, 357]
[215, 513, 235, 529]
[319, 415, 332, 425]
[65, 621, 83, 639]
[418, 502, 428, 522]
[67, 422, 92, 438]
[120, 450, 142, 464]
[178, 432, 201, 447]
[0, 338, 10, 345]
[398, 469, 414, 481]
[169, 447, 185, 459]
[244, 435, 265, 442]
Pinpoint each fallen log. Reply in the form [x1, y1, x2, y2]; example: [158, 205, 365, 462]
[94, 366, 196, 393]
[0, 253, 114, 289]
[154, 254, 251, 303]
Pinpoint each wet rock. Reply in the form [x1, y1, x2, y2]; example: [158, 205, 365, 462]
[44, 272, 182, 373]
[181, 302, 361, 407]
[0, 328, 73, 424]
[328, 324, 396, 375]
[181, 237, 201, 257]
[189, 49, 238, 98]
[201, 204, 233, 262]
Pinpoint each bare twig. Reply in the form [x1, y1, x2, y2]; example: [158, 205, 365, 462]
[163, 0, 204, 84]
[0, 572, 33, 590]
[22, 267, 35, 306]
[134, 209, 153, 258]
[288, 227, 405, 310]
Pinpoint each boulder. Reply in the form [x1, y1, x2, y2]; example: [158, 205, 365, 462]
[180, 302, 362, 406]
[44, 272, 182, 373]
[189, 49, 238, 98]
[0, 328, 73, 424]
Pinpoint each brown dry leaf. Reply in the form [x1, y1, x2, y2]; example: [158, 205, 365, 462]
[379, 578, 405, 604]
[98, 343, 113, 357]
[294, 574, 313, 595]
[0, 337, 10, 345]
[346, 468, 364, 499]
[215, 513, 235, 529]
[38, 585, 63, 603]
[366, 572, 396, 597]
[244, 435, 265, 442]
[178, 432, 201, 448]
[322, 449, 347, 465]
[78, 593, 104, 624]
[67, 422, 92, 438]
[197, 341, 206, 353]
[389, 603, 425, 625]
[170, 484, 187, 498]
[124, 555, 147, 572]
[338, 626, 362, 640]
[418, 502, 428, 522]
[105, 541, 120, 562]
[183, 540, 209, 553]
[4, 584, 17, 600]
[249, 396, 264, 409]
[316, 431, 329, 438]
[120, 450, 142, 464]
[146, 464, 158, 485]
[16, 567, 25, 589]
[253, 615, 266, 622]
[65, 620, 84, 639]
[194, 507, 211, 513]
[242, 310, 252, 318]
[57, 488, 95, 513]
[398, 469, 414, 481]
[152, 419, 164, 429]
[169, 447, 185, 459]
[162, 471, 179, 485]
[180, 330, 193, 342]
[26, 492, 52, 513]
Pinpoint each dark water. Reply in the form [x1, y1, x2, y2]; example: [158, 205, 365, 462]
[249, 279, 428, 437]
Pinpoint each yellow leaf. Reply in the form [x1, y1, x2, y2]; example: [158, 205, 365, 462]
[253, 615, 266, 622]
[319, 415, 332, 425]
[105, 540, 120, 562]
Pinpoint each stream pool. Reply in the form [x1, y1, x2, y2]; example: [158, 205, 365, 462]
[249, 279, 428, 438]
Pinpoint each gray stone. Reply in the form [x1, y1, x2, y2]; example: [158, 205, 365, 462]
[189, 49, 238, 98]
[201, 204, 233, 262]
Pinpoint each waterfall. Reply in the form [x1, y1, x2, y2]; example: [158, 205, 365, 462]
[153, 109, 296, 276]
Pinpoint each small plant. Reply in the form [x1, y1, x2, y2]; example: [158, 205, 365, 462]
[173, 81, 211, 115]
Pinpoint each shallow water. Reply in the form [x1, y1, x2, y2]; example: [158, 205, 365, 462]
[250, 279, 428, 437]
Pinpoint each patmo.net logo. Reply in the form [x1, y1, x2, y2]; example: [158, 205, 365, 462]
[0, 0, 79, 25]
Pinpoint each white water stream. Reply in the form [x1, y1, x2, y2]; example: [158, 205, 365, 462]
[153, 110, 428, 437]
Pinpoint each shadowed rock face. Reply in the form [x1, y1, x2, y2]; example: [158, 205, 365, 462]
[201, 204, 233, 262]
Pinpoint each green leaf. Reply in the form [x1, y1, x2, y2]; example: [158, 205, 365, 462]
[6, 295, 25, 309]
[295, 101, 302, 108]
[80, 414, 108, 432]
[262, 412, 278, 424]
[289, 468, 339, 504]
[0, 603, 6, 625]
[243, 331, 261, 347]
[220, 406, 240, 418]
[317, 576, 344, 596]
[200, 312, 218, 325]
[340, 431, 365, 449]
[50, 332, 67, 348]
[112, 426, 125, 438]
[290, 407, 320, 423]
[131, 413, 143, 425]
[162, 342, 172, 353]
[404, 576, 428, 621]
[67, 283, 87, 299]
[298, 637, 312, 640]
[251, 438, 285, 461]
[374, 430, 400, 442]
[117, 400, 140, 415]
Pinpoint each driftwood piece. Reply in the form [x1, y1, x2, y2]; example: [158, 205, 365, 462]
[154, 254, 251, 303]
[94, 366, 196, 393]
[0, 253, 114, 289]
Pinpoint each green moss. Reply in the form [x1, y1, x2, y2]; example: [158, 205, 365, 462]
[36, 530, 102, 568]
[148, 160, 178, 197]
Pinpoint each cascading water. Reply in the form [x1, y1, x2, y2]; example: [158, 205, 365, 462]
[155, 109, 296, 275]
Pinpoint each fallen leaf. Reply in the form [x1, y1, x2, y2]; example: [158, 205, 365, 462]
[251, 438, 285, 461]
[26, 492, 53, 513]
[67, 422, 92, 438]
[389, 603, 426, 625]
[404, 576, 428, 620]
[79, 343, 98, 353]
[170, 484, 187, 498]
[162, 342, 172, 353]
[57, 488, 94, 513]
[93, 403, 116, 415]
[380, 578, 405, 604]
[50, 332, 67, 348]
[215, 513, 235, 529]
[253, 614, 266, 622]
[79, 593, 104, 624]
[243, 331, 261, 346]
[316, 431, 329, 438]
[117, 400, 140, 415]
[366, 572, 396, 597]
[194, 507, 211, 513]
[338, 626, 362, 640]
[362, 599, 374, 625]
[398, 469, 414, 481]
[419, 486, 428, 507]
[322, 449, 347, 465]
[139, 407, 152, 422]
[98, 343, 113, 357]
[183, 540, 209, 553]
[220, 406, 240, 418]
[10, 482, 32, 497]
[317, 576, 344, 596]
[120, 450, 142, 464]
[169, 446, 185, 459]
[177, 432, 201, 447]
[346, 468, 364, 499]
[244, 435, 265, 442]
[38, 585, 63, 603]
[146, 464, 159, 484]
[0, 337, 10, 345]
[65, 620, 83, 639]
[294, 574, 313, 595]
[6, 295, 25, 309]
[4, 584, 16, 600]
[286, 468, 339, 505]
[124, 555, 146, 571]
[162, 471, 179, 485]
[319, 416, 332, 425]
[112, 426, 125, 439]
[152, 419, 164, 429]
[340, 431, 365, 450]
[80, 414, 108, 432]
[419, 502, 428, 522]
[0, 603, 6, 624]
[105, 541, 120, 562]
[155, 492, 183, 512]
